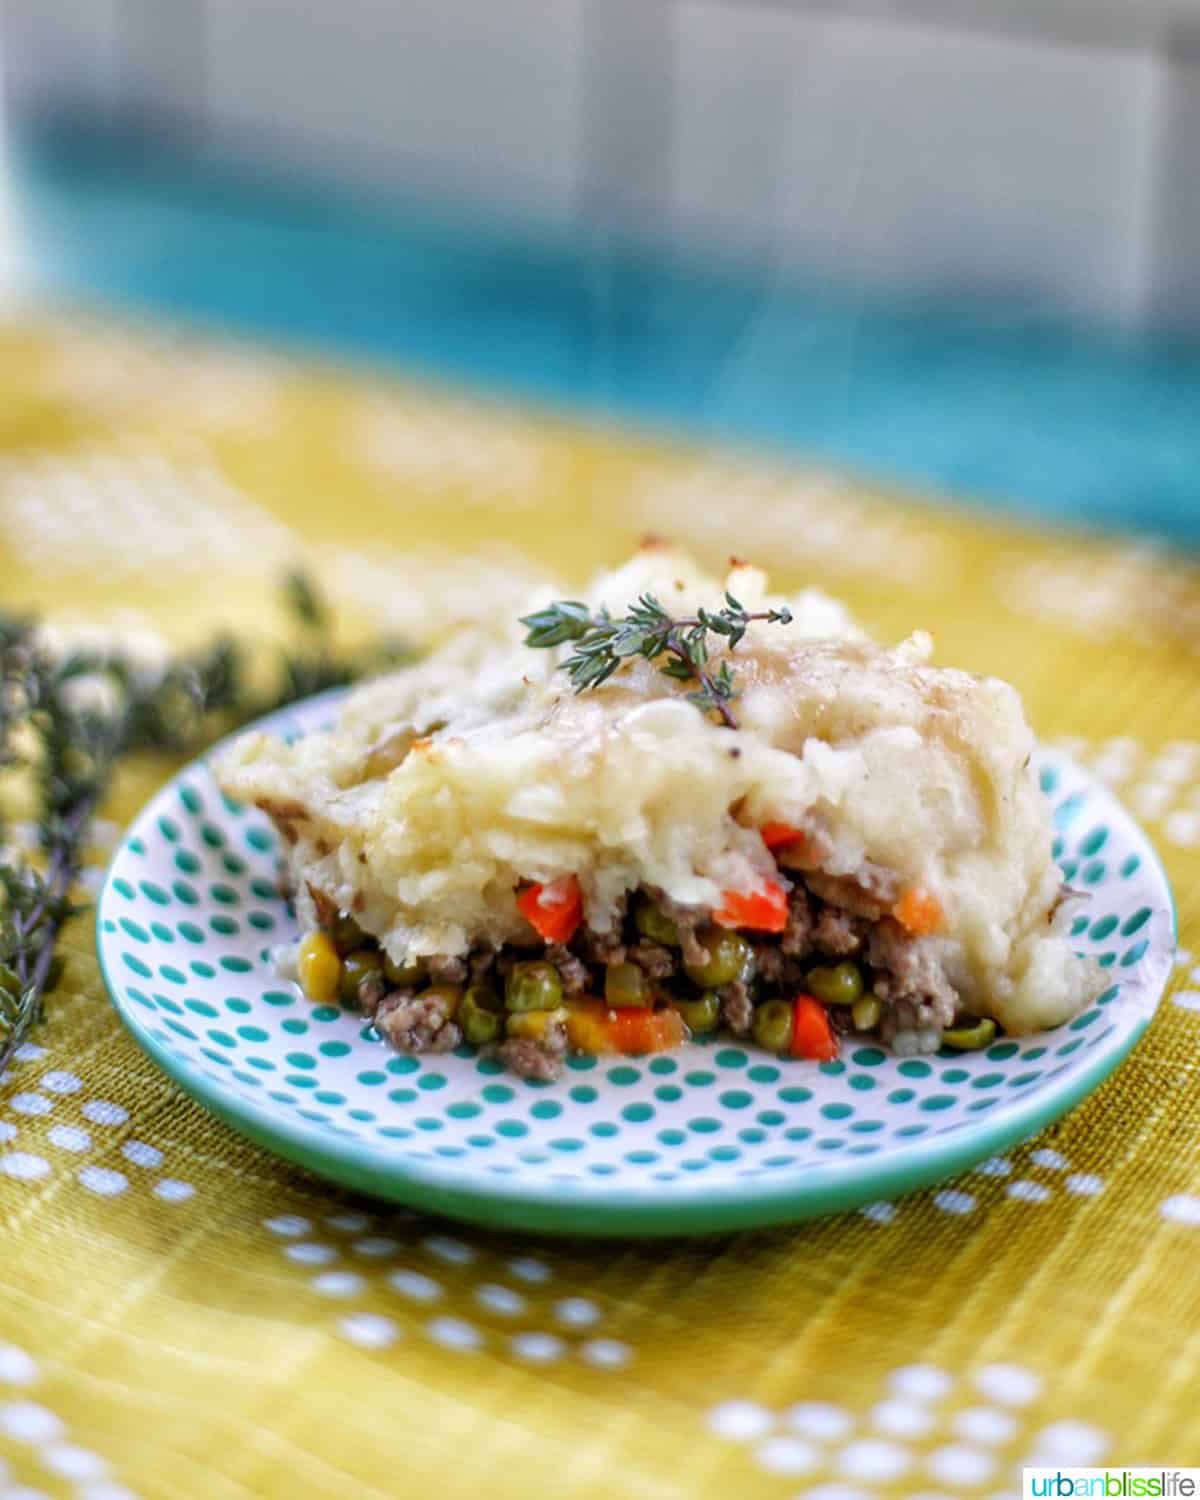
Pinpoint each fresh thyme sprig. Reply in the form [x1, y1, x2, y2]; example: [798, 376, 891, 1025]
[520, 591, 793, 728]
[0, 574, 406, 1077]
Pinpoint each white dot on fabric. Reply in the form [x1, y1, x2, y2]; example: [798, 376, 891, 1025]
[871, 1399, 934, 1438]
[80, 1484, 139, 1500]
[0, 1122, 15, 1143]
[554, 1297, 600, 1328]
[926, 1444, 995, 1486]
[1165, 810, 1200, 846]
[1006, 1181, 1051, 1203]
[755, 1436, 818, 1475]
[39, 1071, 82, 1095]
[1064, 1174, 1104, 1197]
[933, 1190, 975, 1215]
[1171, 990, 1200, 1012]
[388, 1270, 443, 1303]
[859, 1201, 896, 1224]
[1030, 1149, 1068, 1170]
[121, 1141, 162, 1168]
[47, 1126, 90, 1153]
[339, 1314, 399, 1350]
[9, 1094, 52, 1116]
[78, 1167, 127, 1196]
[153, 1180, 194, 1202]
[953, 1408, 1017, 1445]
[511, 1333, 565, 1364]
[40, 1444, 108, 1480]
[351, 1237, 398, 1259]
[0, 1153, 50, 1180]
[422, 1235, 475, 1265]
[1160, 1194, 1200, 1226]
[475, 1284, 526, 1317]
[709, 1401, 774, 1441]
[80, 1101, 128, 1126]
[889, 1365, 953, 1402]
[285, 1243, 336, 1266]
[311, 1272, 365, 1298]
[579, 1339, 630, 1370]
[799, 1485, 874, 1500]
[0, 1347, 37, 1385]
[264, 1215, 311, 1237]
[787, 1402, 854, 1441]
[837, 1439, 912, 1482]
[974, 1364, 1042, 1405]
[0, 1401, 64, 1442]
[507, 1257, 551, 1283]
[1030, 1421, 1110, 1464]
[426, 1317, 482, 1352]
[13, 1043, 46, 1062]
[325, 1212, 370, 1234]
[975, 1157, 1011, 1177]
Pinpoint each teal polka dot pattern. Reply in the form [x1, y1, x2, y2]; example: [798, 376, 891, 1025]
[95, 697, 1175, 1235]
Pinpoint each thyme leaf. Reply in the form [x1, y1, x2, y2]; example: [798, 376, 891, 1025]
[520, 590, 792, 729]
[0, 573, 407, 1076]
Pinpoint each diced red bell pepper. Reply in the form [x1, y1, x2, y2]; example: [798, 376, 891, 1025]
[714, 878, 789, 933]
[517, 875, 583, 944]
[790, 993, 840, 1062]
[760, 822, 806, 852]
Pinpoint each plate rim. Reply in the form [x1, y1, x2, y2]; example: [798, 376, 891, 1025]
[95, 699, 1177, 1237]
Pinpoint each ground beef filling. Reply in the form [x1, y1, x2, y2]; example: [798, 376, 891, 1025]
[299, 867, 983, 1081]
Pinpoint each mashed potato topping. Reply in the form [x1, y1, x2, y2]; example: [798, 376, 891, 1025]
[217, 546, 1096, 1059]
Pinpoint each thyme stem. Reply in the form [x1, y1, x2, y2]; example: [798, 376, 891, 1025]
[0, 573, 406, 1077]
[520, 591, 793, 729]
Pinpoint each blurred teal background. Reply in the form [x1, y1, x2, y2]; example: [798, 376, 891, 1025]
[2, 1, 1199, 544]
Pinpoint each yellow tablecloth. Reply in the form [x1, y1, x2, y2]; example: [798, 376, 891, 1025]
[1, 315, 1199, 1499]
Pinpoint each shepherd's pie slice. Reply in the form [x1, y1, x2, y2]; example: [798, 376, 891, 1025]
[216, 545, 1097, 1080]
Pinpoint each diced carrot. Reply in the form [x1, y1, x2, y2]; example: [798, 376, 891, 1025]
[760, 822, 806, 852]
[714, 878, 789, 933]
[565, 999, 686, 1056]
[892, 884, 943, 937]
[790, 993, 840, 1062]
[517, 875, 583, 944]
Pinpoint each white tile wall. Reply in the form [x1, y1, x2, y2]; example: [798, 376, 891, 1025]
[203, 0, 585, 227]
[4, 0, 1200, 326]
[1, 0, 123, 119]
[1150, 38, 1200, 324]
[671, 1, 1162, 321]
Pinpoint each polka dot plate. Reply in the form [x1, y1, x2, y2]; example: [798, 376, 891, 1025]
[96, 694, 1175, 1236]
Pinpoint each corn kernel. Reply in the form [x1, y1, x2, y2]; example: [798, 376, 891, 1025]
[298, 930, 341, 1004]
[505, 1006, 568, 1042]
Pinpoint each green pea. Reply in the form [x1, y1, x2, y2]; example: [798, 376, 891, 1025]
[851, 994, 882, 1032]
[604, 961, 653, 1008]
[505, 961, 564, 1012]
[330, 911, 365, 955]
[673, 991, 721, 1034]
[464, 981, 502, 1014]
[383, 953, 426, 987]
[806, 961, 863, 1006]
[339, 948, 383, 1006]
[752, 998, 794, 1054]
[634, 898, 679, 946]
[423, 983, 463, 1021]
[684, 928, 753, 989]
[942, 1017, 997, 1050]
[460, 988, 502, 1045]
